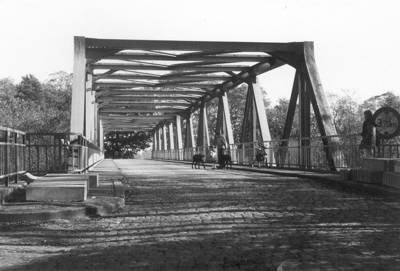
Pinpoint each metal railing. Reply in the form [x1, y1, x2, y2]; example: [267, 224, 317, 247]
[26, 133, 70, 174]
[26, 133, 103, 174]
[0, 127, 26, 186]
[152, 134, 400, 172]
[0, 127, 104, 186]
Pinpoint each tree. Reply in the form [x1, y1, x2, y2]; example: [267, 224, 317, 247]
[0, 72, 72, 133]
[0, 78, 17, 100]
[360, 91, 400, 113]
[328, 92, 361, 136]
[266, 98, 290, 139]
[104, 131, 151, 158]
[227, 84, 248, 143]
[15, 74, 42, 101]
[41, 72, 72, 132]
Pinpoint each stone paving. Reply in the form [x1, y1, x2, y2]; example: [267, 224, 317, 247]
[1, 159, 400, 270]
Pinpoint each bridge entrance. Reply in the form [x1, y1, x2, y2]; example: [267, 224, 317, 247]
[71, 37, 340, 171]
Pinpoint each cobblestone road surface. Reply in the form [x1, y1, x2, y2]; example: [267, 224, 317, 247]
[1, 159, 400, 270]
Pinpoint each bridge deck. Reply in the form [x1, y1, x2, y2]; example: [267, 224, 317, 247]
[1, 159, 400, 270]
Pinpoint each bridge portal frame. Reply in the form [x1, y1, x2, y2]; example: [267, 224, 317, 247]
[70, 37, 338, 170]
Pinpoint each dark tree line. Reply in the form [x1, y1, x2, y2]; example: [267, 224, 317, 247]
[1, 72, 399, 153]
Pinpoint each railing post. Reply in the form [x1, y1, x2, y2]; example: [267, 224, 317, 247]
[14, 132, 18, 183]
[4, 129, 9, 187]
[23, 134, 26, 174]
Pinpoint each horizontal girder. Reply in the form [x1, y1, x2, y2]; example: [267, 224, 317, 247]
[92, 63, 253, 72]
[99, 53, 271, 62]
[86, 38, 302, 52]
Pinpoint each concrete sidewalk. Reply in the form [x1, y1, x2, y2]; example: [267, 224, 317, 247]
[156, 159, 400, 196]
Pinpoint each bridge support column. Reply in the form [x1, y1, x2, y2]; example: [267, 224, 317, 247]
[241, 77, 273, 165]
[157, 127, 163, 151]
[175, 115, 183, 160]
[197, 101, 210, 154]
[175, 115, 183, 150]
[99, 119, 104, 151]
[85, 72, 96, 142]
[215, 92, 234, 145]
[168, 122, 175, 158]
[70, 36, 86, 135]
[299, 69, 311, 169]
[279, 42, 339, 170]
[94, 102, 99, 145]
[185, 113, 195, 160]
[162, 124, 168, 151]
[185, 113, 195, 148]
[70, 37, 100, 147]
[279, 70, 299, 167]
[153, 131, 158, 155]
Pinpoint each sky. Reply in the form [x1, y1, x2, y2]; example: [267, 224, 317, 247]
[0, 0, 399, 104]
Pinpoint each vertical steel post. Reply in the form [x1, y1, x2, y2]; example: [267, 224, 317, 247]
[168, 122, 175, 150]
[70, 36, 86, 135]
[162, 125, 168, 151]
[4, 130, 9, 187]
[176, 115, 183, 160]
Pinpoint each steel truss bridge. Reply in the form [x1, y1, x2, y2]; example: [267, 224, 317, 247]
[68, 37, 341, 171]
[1, 37, 399, 185]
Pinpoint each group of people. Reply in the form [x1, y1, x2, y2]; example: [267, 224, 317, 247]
[207, 134, 268, 169]
[194, 109, 379, 169]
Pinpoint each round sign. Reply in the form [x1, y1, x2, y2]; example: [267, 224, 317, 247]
[372, 107, 400, 139]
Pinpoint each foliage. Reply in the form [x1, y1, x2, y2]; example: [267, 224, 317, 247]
[15, 74, 42, 101]
[266, 98, 290, 139]
[359, 91, 400, 112]
[329, 92, 362, 136]
[0, 72, 72, 133]
[104, 131, 151, 158]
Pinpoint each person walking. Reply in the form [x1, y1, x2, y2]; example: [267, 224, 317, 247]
[215, 133, 227, 168]
[360, 110, 377, 157]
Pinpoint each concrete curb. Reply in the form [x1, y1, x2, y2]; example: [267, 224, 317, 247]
[0, 196, 125, 223]
[0, 185, 25, 205]
[0, 203, 87, 222]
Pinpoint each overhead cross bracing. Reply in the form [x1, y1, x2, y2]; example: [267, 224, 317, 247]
[74, 37, 306, 132]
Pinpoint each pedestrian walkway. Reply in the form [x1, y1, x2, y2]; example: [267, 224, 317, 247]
[1, 159, 400, 270]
